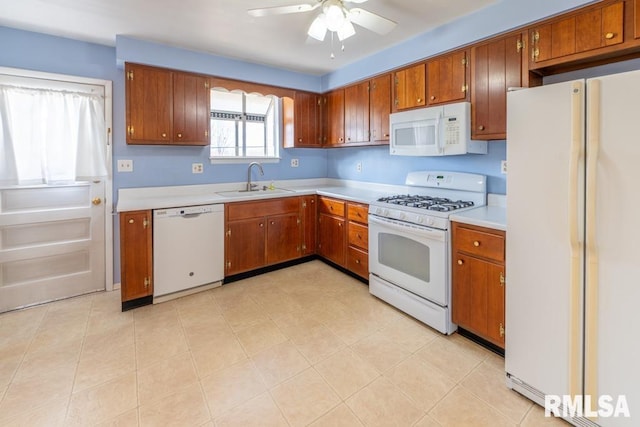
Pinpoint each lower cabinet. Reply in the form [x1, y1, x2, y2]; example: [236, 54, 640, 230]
[119, 210, 153, 308]
[225, 197, 304, 276]
[451, 221, 506, 348]
[300, 195, 317, 256]
[346, 202, 369, 279]
[317, 196, 369, 279]
[317, 197, 346, 265]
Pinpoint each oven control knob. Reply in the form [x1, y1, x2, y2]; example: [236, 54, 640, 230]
[417, 216, 424, 223]
[399, 213, 406, 220]
[376, 208, 382, 215]
[427, 218, 434, 226]
[383, 209, 389, 216]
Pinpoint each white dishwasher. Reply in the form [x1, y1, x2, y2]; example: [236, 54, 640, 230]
[153, 204, 224, 303]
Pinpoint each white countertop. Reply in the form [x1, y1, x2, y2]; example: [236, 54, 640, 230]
[450, 194, 507, 231]
[116, 179, 402, 212]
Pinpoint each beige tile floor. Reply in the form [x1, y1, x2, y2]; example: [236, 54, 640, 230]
[0, 260, 569, 426]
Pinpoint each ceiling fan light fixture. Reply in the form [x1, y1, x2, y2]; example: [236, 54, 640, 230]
[324, 3, 346, 32]
[337, 20, 355, 41]
[307, 14, 327, 41]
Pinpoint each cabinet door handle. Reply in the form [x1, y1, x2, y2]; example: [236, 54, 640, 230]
[430, 95, 436, 101]
[177, 133, 182, 138]
[457, 259, 464, 265]
[270, 221, 275, 225]
[417, 98, 423, 103]
[161, 133, 167, 138]
[355, 259, 360, 264]
[259, 223, 264, 227]
[478, 125, 485, 131]
[605, 32, 615, 40]
[298, 138, 303, 142]
[473, 241, 480, 247]
[128, 219, 134, 224]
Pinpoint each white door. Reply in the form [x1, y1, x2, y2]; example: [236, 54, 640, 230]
[0, 67, 111, 313]
[586, 71, 640, 426]
[505, 80, 585, 399]
[0, 181, 105, 312]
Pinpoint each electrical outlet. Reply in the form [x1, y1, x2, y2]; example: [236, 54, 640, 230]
[192, 163, 203, 174]
[117, 159, 133, 172]
[501, 160, 507, 174]
[356, 162, 362, 173]
[290, 158, 299, 168]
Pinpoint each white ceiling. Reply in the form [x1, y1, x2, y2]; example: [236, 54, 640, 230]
[0, 0, 498, 75]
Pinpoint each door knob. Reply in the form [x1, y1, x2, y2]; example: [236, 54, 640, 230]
[92, 197, 102, 205]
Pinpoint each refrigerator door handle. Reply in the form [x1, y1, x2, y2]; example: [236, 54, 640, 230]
[584, 78, 601, 405]
[568, 80, 584, 399]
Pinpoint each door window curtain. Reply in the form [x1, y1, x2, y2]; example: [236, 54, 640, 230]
[0, 84, 108, 185]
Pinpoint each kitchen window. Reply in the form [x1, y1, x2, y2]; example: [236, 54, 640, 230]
[209, 89, 280, 162]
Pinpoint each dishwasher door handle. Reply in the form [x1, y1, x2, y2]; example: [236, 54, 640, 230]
[181, 212, 202, 219]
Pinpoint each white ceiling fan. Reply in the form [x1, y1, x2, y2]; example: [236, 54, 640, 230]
[248, 0, 397, 43]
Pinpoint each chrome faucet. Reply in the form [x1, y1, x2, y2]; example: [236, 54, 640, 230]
[246, 162, 264, 191]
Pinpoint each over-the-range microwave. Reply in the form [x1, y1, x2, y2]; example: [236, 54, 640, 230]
[389, 101, 487, 156]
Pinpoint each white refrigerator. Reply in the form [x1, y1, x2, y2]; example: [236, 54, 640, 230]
[505, 70, 640, 427]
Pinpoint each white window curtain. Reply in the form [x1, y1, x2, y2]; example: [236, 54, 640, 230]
[0, 84, 108, 185]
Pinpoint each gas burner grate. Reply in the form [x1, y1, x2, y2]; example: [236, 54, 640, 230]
[377, 194, 475, 212]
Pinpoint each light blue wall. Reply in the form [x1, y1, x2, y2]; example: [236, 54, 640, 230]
[326, 143, 507, 194]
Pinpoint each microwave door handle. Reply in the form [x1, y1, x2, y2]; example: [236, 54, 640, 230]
[435, 113, 442, 154]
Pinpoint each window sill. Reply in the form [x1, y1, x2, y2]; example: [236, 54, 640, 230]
[209, 157, 281, 165]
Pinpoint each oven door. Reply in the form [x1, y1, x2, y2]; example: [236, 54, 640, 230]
[368, 215, 448, 306]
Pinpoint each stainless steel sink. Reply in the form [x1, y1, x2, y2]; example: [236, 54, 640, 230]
[216, 187, 295, 198]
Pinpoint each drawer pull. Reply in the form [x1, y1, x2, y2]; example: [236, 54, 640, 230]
[473, 241, 480, 247]
[457, 259, 464, 265]
[128, 219, 134, 224]
[161, 132, 167, 138]
[260, 223, 264, 228]
[355, 259, 360, 264]
[605, 32, 615, 40]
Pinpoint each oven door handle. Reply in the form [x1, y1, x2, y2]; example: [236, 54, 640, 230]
[368, 215, 446, 242]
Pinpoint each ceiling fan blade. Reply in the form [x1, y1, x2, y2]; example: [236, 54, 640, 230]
[248, 3, 319, 18]
[347, 7, 396, 35]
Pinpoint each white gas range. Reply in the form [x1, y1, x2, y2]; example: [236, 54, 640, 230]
[368, 171, 486, 334]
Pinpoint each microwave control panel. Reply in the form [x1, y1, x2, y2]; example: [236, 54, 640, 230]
[444, 117, 460, 145]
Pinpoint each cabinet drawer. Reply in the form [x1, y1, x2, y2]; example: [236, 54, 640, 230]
[347, 246, 369, 279]
[347, 203, 368, 224]
[318, 197, 345, 217]
[455, 226, 505, 262]
[348, 222, 368, 250]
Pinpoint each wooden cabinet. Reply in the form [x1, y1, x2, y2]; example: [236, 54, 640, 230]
[393, 63, 426, 111]
[452, 221, 506, 348]
[427, 50, 468, 105]
[471, 33, 538, 140]
[300, 195, 317, 256]
[346, 202, 369, 279]
[292, 91, 322, 147]
[369, 74, 392, 143]
[317, 196, 369, 279]
[344, 81, 370, 143]
[120, 210, 153, 308]
[636, 0, 640, 39]
[324, 89, 345, 146]
[529, 1, 624, 69]
[172, 72, 210, 144]
[317, 197, 346, 266]
[126, 63, 210, 145]
[225, 197, 301, 276]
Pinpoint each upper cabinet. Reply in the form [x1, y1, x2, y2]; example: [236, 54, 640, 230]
[290, 91, 322, 148]
[369, 74, 391, 143]
[126, 63, 210, 146]
[324, 88, 345, 146]
[427, 50, 469, 106]
[344, 81, 370, 144]
[393, 63, 426, 111]
[529, 1, 629, 71]
[471, 32, 539, 140]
